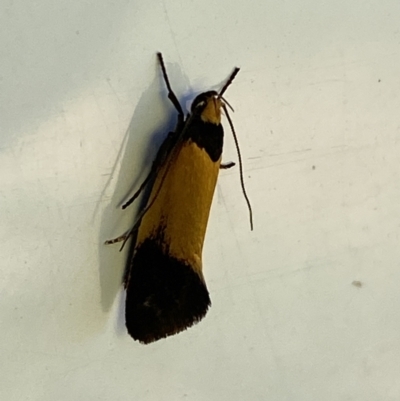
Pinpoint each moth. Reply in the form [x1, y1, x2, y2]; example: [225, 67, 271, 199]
[106, 53, 252, 344]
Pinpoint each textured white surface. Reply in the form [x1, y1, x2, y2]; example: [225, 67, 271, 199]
[2, 1, 400, 400]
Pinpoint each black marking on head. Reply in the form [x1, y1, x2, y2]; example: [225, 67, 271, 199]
[125, 238, 211, 344]
[186, 91, 224, 161]
[191, 91, 218, 114]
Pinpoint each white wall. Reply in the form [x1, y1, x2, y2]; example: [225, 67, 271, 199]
[2, 1, 400, 400]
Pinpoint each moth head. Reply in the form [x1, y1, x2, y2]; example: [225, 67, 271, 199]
[191, 91, 222, 124]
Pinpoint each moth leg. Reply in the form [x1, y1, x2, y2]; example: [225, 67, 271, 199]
[157, 53, 184, 118]
[122, 131, 178, 210]
[104, 232, 131, 245]
[220, 161, 236, 169]
[122, 170, 153, 210]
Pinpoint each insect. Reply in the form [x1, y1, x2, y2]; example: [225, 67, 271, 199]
[106, 53, 252, 344]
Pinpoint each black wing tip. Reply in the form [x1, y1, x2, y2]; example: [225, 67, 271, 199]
[125, 238, 211, 344]
[127, 296, 211, 344]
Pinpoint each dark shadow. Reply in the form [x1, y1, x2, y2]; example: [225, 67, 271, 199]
[97, 58, 195, 333]
[115, 290, 127, 337]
